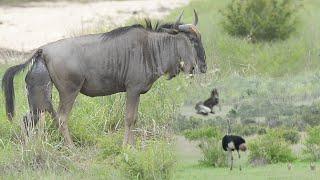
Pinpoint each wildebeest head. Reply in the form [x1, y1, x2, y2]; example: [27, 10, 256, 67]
[160, 10, 207, 76]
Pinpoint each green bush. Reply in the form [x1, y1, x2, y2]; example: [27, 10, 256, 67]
[240, 118, 256, 125]
[266, 116, 283, 128]
[258, 128, 267, 135]
[299, 103, 320, 126]
[249, 132, 296, 164]
[220, 0, 299, 41]
[183, 127, 221, 141]
[198, 139, 227, 167]
[117, 141, 176, 180]
[173, 115, 203, 132]
[281, 129, 300, 144]
[233, 124, 267, 136]
[304, 126, 320, 161]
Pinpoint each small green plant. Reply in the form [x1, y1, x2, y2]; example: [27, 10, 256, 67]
[117, 141, 176, 180]
[249, 132, 296, 165]
[220, 0, 299, 41]
[198, 139, 227, 167]
[304, 126, 320, 161]
[183, 126, 221, 141]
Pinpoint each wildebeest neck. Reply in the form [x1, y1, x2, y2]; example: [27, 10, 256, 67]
[145, 33, 180, 78]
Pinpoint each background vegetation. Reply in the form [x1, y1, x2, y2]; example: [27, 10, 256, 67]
[220, 0, 299, 42]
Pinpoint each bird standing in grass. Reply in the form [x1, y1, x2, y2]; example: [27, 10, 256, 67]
[222, 118, 247, 170]
[222, 135, 247, 170]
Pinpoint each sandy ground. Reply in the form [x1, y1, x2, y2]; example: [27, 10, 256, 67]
[0, 0, 189, 52]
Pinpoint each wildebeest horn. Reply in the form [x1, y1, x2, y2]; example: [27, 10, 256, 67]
[193, 9, 198, 26]
[174, 10, 184, 28]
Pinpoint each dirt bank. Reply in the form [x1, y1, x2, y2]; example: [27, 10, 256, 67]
[0, 0, 189, 51]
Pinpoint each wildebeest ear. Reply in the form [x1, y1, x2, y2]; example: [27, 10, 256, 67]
[161, 28, 179, 34]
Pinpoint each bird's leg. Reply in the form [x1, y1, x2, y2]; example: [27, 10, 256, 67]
[238, 151, 242, 171]
[229, 149, 233, 171]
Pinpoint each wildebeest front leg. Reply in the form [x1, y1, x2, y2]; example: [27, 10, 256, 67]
[123, 91, 140, 146]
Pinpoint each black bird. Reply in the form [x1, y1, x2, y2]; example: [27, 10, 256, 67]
[222, 135, 247, 170]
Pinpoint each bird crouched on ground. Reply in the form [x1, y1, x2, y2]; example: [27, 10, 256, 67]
[195, 88, 219, 115]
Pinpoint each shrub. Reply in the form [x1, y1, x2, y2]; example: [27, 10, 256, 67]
[249, 132, 296, 165]
[266, 116, 283, 128]
[117, 141, 176, 180]
[258, 128, 267, 135]
[263, 128, 300, 144]
[220, 0, 299, 41]
[173, 115, 203, 132]
[241, 118, 256, 125]
[281, 129, 300, 144]
[304, 126, 320, 161]
[183, 126, 221, 141]
[198, 139, 227, 167]
[233, 124, 267, 136]
[299, 103, 320, 126]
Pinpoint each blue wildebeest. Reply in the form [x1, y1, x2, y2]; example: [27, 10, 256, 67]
[2, 10, 207, 147]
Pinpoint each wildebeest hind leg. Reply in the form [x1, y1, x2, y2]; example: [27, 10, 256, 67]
[123, 90, 140, 146]
[56, 90, 80, 147]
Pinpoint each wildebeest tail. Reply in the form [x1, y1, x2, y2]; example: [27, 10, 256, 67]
[2, 49, 43, 120]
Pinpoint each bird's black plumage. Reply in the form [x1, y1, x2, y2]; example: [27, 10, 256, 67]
[222, 135, 246, 151]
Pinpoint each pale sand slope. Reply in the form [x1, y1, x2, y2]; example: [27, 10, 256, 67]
[0, 0, 189, 51]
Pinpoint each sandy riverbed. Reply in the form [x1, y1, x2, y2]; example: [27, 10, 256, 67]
[0, 0, 189, 51]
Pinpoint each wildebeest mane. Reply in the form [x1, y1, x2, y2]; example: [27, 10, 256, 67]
[101, 20, 183, 41]
[102, 24, 144, 41]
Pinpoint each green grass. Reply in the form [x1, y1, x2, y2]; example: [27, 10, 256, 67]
[175, 162, 320, 180]
[174, 135, 320, 180]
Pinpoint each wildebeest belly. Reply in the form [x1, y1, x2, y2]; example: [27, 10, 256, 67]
[80, 76, 126, 97]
